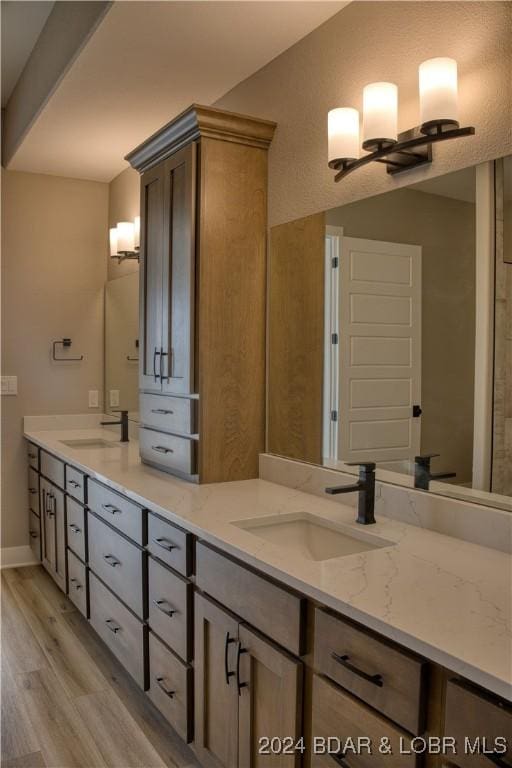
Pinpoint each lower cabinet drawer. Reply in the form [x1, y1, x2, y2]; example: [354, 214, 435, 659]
[27, 442, 39, 470]
[140, 393, 195, 435]
[148, 557, 192, 662]
[40, 450, 65, 489]
[147, 631, 192, 743]
[67, 549, 88, 617]
[65, 465, 86, 504]
[444, 680, 512, 768]
[28, 467, 39, 515]
[88, 513, 145, 619]
[87, 478, 145, 545]
[89, 572, 146, 689]
[67, 497, 86, 562]
[147, 513, 192, 577]
[29, 511, 41, 562]
[139, 427, 196, 477]
[314, 608, 427, 735]
[311, 674, 418, 767]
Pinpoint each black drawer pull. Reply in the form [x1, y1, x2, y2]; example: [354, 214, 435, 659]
[102, 503, 122, 515]
[487, 754, 512, 768]
[332, 751, 351, 767]
[105, 618, 121, 634]
[151, 408, 174, 416]
[156, 676, 175, 698]
[29, 530, 38, 539]
[68, 479, 81, 488]
[103, 554, 121, 567]
[28, 452, 37, 459]
[224, 632, 236, 685]
[236, 642, 248, 696]
[152, 537, 178, 552]
[29, 488, 37, 495]
[69, 523, 81, 534]
[331, 652, 383, 687]
[47, 509, 55, 519]
[153, 598, 177, 617]
[152, 445, 174, 454]
[69, 578, 82, 591]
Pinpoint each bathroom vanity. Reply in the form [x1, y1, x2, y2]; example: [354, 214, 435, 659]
[24, 427, 512, 767]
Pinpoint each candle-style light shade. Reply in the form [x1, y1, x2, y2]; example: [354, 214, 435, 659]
[419, 57, 458, 134]
[117, 221, 135, 253]
[362, 82, 398, 151]
[109, 227, 118, 257]
[328, 108, 360, 165]
[134, 216, 140, 250]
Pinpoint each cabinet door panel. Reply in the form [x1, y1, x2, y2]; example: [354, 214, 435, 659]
[238, 624, 303, 768]
[140, 164, 164, 392]
[194, 592, 239, 768]
[40, 480, 65, 591]
[161, 143, 196, 395]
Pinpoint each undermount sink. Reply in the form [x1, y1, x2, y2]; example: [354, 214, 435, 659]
[232, 512, 394, 561]
[60, 438, 120, 449]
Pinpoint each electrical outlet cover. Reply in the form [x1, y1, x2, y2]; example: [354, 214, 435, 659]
[88, 390, 99, 408]
[109, 389, 120, 407]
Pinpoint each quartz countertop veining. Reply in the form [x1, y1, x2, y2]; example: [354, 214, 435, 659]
[25, 425, 512, 702]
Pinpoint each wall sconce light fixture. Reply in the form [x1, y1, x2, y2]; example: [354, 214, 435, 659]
[109, 216, 140, 263]
[328, 58, 475, 182]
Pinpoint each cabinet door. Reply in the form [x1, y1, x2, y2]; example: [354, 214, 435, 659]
[238, 624, 303, 768]
[194, 593, 239, 768]
[41, 480, 66, 592]
[161, 143, 196, 395]
[140, 163, 165, 392]
[40, 478, 54, 573]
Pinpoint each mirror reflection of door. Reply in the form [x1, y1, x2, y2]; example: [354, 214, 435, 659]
[105, 272, 139, 419]
[324, 233, 421, 469]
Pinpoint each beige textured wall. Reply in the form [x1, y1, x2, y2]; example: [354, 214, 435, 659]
[108, 166, 140, 281]
[215, 1, 512, 228]
[1, 170, 108, 549]
[326, 188, 475, 483]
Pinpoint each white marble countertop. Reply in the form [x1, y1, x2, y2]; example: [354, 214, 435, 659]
[25, 426, 512, 702]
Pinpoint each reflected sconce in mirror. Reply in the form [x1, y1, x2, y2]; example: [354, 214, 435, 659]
[328, 58, 475, 182]
[109, 216, 140, 263]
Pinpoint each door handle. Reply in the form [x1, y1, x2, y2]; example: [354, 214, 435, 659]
[236, 641, 248, 696]
[331, 652, 383, 687]
[102, 503, 122, 515]
[156, 676, 175, 698]
[105, 619, 121, 634]
[29, 530, 38, 539]
[152, 445, 174, 454]
[69, 577, 82, 591]
[153, 348, 161, 382]
[412, 404, 422, 417]
[151, 408, 174, 416]
[224, 632, 236, 685]
[68, 479, 81, 488]
[47, 493, 55, 518]
[103, 554, 121, 567]
[69, 523, 81, 534]
[29, 487, 37, 495]
[160, 348, 169, 383]
[152, 599, 177, 617]
[152, 537, 178, 552]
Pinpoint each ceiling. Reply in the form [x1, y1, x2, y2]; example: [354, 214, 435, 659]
[1, 1, 54, 106]
[6, 1, 348, 182]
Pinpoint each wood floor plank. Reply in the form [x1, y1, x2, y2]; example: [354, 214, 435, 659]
[17, 667, 108, 768]
[2, 750, 47, 768]
[1, 576, 46, 675]
[1, 663, 41, 763]
[27, 566, 76, 614]
[74, 688, 168, 768]
[64, 611, 199, 768]
[7, 571, 108, 699]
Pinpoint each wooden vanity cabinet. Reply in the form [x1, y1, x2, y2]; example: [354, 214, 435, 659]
[194, 592, 303, 768]
[126, 104, 276, 483]
[39, 476, 66, 591]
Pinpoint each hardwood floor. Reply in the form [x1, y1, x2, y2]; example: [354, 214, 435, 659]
[1, 566, 199, 768]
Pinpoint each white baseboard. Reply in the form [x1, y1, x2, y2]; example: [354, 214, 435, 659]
[1, 545, 38, 569]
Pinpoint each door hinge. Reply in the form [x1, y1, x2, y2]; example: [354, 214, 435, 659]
[331, 256, 339, 268]
[331, 333, 339, 345]
[331, 410, 338, 422]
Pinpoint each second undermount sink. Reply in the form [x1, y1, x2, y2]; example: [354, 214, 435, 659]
[60, 438, 120, 449]
[232, 512, 394, 561]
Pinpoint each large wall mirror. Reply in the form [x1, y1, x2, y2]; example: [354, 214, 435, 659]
[268, 155, 511, 512]
[104, 271, 139, 419]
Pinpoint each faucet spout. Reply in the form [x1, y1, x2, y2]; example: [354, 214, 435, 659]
[100, 410, 129, 442]
[325, 462, 376, 525]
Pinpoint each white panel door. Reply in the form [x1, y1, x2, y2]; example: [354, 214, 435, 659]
[338, 236, 422, 464]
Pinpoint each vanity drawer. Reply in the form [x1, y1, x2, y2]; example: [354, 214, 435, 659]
[67, 497, 86, 562]
[140, 393, 195, 435]
[28, 467, 39, 515]
[444, 680, 512, 768]
[147, 513, 192, 577]
[311, 674, 418, 768]
[314, 608, 427, 735]
[65, 465, 86, 504]
[87, 478, 145, 545]
[29, 510, 41, 562]
[89, 572, 146, 689]
[40, 450, 65, 489]
[67, 549, 87, 617]
[148, 557, 192, 662]
[147, 631, 192, 743]
[27, 442, 39, 470]
[139, 428, 196, 477]
[196, 541, 306, 656]
[88, 513, 145, 619]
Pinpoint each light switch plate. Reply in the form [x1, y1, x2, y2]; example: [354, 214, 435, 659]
[1, 376, 18, 395]
[88, 390, 99, 408]
[109, 389, 120, 407]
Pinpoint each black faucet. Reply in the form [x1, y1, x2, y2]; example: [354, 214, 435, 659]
[414, 454, 456, 490]
[325, 462, 376, 525]
[101, 410, 129, 442]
